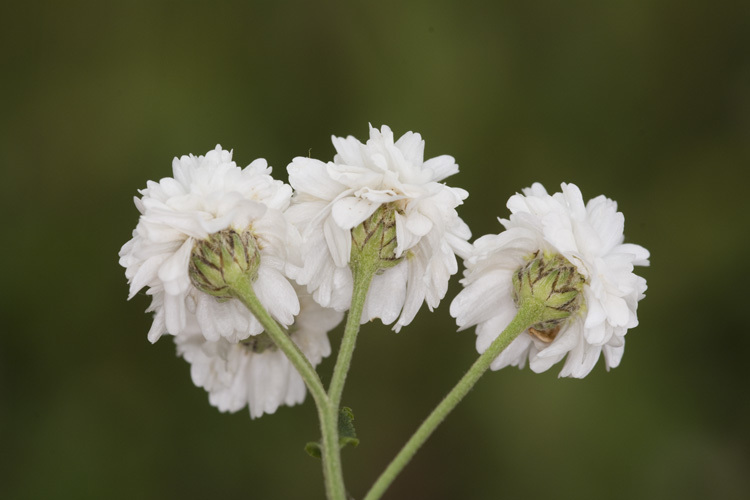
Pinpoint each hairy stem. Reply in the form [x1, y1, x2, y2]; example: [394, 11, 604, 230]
[231, 280, 345, 500]
[322, 262, 377, 499]
[363, 299, 546, 500]
[329, 265, 375, 409]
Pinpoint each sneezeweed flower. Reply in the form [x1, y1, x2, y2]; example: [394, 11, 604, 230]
[119, 146, 300, 343]
[286, 124, 472, 331]
[175, 286, 343, 418]
[450, 183, 649, 378]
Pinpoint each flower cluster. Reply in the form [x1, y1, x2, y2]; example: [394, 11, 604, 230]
[450, 183, 649, 378]
[119, 146, 342, 417]
[121, 127, 650, 421]
[120, 127, 474, 417]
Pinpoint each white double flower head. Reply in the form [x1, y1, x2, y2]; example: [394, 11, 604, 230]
[286, 124, 472, 331]
[119, 146, 341, 417]
[451, 183, 649, 378]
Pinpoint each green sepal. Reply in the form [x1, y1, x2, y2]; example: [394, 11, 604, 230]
[305, 407, 359, 459]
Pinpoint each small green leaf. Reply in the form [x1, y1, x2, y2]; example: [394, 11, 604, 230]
[304, 407, 359, 459]
[305, 441, 322, 459]
[338, 407, 359, 449]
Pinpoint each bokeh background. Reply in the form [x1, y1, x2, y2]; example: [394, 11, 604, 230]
[2, 1, 748, 499]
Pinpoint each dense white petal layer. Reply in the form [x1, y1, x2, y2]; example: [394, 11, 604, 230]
[287, 125, 471, 330]
[120, 145, 300, 343]
[451, 182, 649, 378]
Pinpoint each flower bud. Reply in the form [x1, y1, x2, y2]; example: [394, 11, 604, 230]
[350, 203, 403, 274]
[189, 228, 261, 299]
[512, 251, 585, 342]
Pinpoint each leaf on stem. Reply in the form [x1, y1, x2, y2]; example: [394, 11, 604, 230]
[305, 407, 360, 459]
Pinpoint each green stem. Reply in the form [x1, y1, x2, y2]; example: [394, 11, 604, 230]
[231, 279, 344, 500]
[320, 263, 377, 500]
[362, 299, 546, 500]
[329, 265, 376, 408]
[231, 279, 328, 411]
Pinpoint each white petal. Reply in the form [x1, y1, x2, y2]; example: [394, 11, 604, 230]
[128, 253, 168, 299]
[323, 215, 352, 268]
[475, 306, 516, 352]
[405, 210, 433, 237]
[584, 320, 608, 345]
[331, 196, 380, 230]
[362, 264, 408, 325]
[331, 135, 365, 167]
[602, 342, 625, 369]
[583, 288, 607, 328]
[603, 294, 630, 328]
[422, 155, 458, 181]
[394, 131, 424, 165]
[146, 307, 166, 343]
[616, 243, 650, 266]
[194, 295, 223, 341]
[163, 292, 186, 335]
[157, 238, 193, 295]
[393, 250, 428, 332]
[450, 270, 513, 328]
[326, 162, 381, 188]
[529, 350, 565, 373]
[287, 157, 344, 201]
[254, 266, 300, 327]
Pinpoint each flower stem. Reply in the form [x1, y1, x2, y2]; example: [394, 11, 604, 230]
[362, 299, 546, 500]
[329, 265, 376, 408]
[231, 279, 328, 409]
[320, 262, 377, 500]
[230, 279, 344, 499]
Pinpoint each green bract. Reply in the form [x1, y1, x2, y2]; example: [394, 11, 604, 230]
[350, 204, 403, 276]
[512, 251, 586, 341]
[188, 228, 261, 300]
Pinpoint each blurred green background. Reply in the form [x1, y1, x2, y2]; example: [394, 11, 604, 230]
[2, 1, 748, 499]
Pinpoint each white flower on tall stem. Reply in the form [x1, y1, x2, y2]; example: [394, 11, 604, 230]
[119, 146, 300, 343]
[175, 286, 343, 418]
[286, 125, 471, 331]
[450, 183, 649, 378]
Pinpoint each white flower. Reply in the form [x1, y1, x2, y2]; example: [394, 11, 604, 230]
[175, 287, 343, 418]
[286, 125, 472, 331]
[450, 182, 649, 378]
[119, 145, 300, 343]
